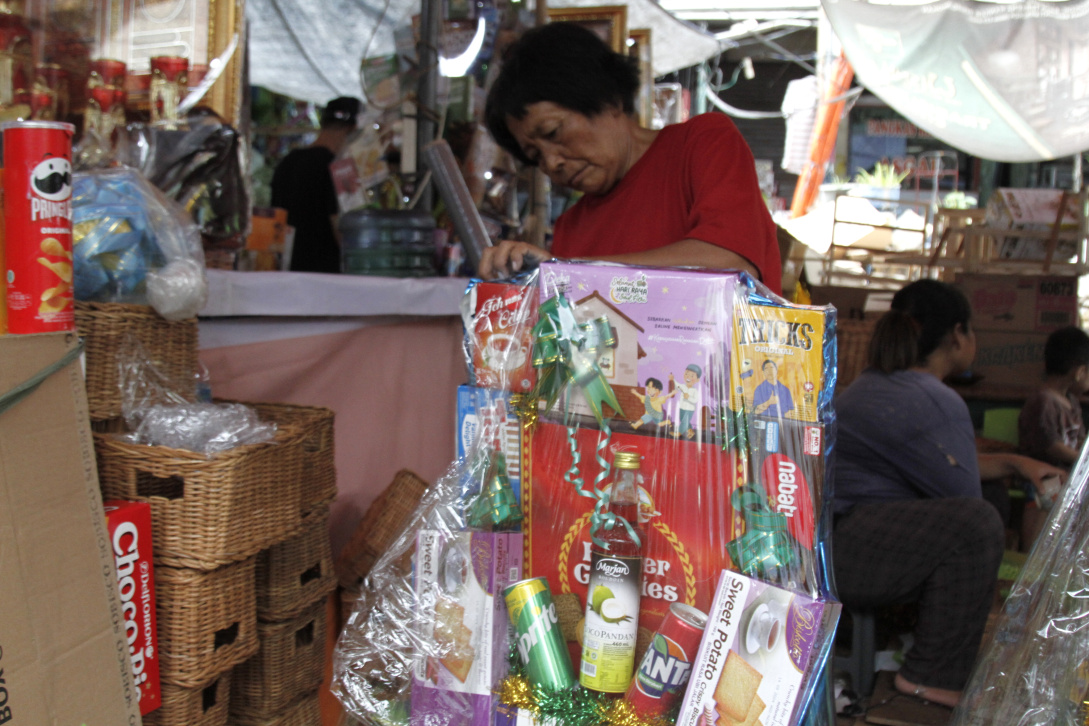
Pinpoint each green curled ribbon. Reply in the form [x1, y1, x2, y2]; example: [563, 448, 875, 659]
[723, 403, 750, 453]
[725, 483, 796, 580]
[563, 426, 642, 550]
[531, 294, 622, 428]
[467, 449, 524, 531]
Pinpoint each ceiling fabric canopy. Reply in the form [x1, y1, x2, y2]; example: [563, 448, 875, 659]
[822, 0, 1089, 162]
[248, 0, 725, 105]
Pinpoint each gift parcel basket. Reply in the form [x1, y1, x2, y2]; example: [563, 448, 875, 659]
[333, 261, 841, 726]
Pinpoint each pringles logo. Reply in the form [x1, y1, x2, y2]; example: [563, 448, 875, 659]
[30, 155, 73, 221]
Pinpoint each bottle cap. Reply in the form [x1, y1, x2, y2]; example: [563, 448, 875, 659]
[614, 451, 641, 469]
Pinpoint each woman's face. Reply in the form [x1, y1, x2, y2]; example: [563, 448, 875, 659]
[952, 322, 977, 373]
[505, 101, 634, 196]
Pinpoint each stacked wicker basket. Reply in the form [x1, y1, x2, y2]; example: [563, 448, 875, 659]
[77, 302, 338, 726]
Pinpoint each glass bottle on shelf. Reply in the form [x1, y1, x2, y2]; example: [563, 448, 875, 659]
[149, 55, 188, 127]
[0, 1, 31, 121]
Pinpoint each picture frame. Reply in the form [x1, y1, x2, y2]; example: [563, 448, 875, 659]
[628, 28, 653, 127]
[94, 0, 245, 125]
[547, 5, 629, 54]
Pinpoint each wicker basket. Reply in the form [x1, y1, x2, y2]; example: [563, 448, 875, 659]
[230, 599, 328, 719]
[334, 469, 429, 589]
[95, 424, 305, 570]
[156, 558, 260, 688]
[229, 690, 321, 726]
[256, 505, 337, 621]
[234, 401, 337, 516]
[75, 301, 199, 422]
[836, 317, 877, 392]
[143, 666, 232, 726]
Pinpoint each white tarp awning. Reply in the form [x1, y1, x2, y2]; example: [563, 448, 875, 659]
[823, 0, 1089, 162]
[248, 0, 725, 105]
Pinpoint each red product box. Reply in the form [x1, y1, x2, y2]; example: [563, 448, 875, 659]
[465, 281, 539, 393]
[104, 500, 161, 715]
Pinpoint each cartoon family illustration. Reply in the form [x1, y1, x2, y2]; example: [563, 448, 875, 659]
[630, 364, 703, 439]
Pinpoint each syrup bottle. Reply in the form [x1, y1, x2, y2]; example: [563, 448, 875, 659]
[579, 450, 645, 692]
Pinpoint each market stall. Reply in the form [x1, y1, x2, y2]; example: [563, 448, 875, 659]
[197, 270, 467, 555]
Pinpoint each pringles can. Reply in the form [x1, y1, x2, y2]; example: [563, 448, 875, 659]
[2, 120, 75, 334]
[626, 602, 708, 717]
[503, 577, 576, 691]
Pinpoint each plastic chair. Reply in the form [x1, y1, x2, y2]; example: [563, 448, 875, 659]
[982, 407, 1021, 446]
[834, 608, 876, 697]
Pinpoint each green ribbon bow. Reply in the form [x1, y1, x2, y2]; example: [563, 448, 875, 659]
[723, 403, 750, 453]
[725, 483, 797, 581]
[467, 449, 524, 530]
[531, 294, 622, 428]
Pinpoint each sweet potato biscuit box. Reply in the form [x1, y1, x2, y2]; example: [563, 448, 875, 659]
[412, 530, 523, 726]
[677, 570, 824, 726]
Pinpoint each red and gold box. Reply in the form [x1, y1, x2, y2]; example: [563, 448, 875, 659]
[104, 499, 161, 715]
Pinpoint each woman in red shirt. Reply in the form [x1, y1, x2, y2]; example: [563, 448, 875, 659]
[479, 22, 781, 294]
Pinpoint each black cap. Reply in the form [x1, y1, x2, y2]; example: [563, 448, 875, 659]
[320, 97, 363, 127]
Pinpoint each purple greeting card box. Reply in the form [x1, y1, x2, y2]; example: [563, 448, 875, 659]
[411, 530, 523, 726]
[676, 570, 825, 726]
[538, 261, 741, 436]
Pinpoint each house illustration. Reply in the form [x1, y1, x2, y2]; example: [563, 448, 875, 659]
[567, 291, 646, 422]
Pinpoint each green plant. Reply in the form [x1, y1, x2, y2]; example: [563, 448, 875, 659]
[942, 191, 978, 209]
[852, 162, 910, 188]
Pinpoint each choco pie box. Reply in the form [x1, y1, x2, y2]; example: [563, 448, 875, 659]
[104, 499, 161, 715]
[677, 570, 825, 726]
[412, 530, 523, 726]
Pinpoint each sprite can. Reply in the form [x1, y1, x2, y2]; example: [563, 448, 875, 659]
[503, 577, 576, 691]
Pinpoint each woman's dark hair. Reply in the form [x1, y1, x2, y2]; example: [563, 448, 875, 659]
[867, 279, 972, 373]
[485, 23, 640, 165]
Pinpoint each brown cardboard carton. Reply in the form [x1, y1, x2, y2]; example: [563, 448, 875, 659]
[955, 273, 1078, 333]
[0, 332, 141, 724]
[970, 329, 1049, 392]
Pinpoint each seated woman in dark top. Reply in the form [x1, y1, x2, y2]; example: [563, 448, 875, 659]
[833, 279, 1063, 708]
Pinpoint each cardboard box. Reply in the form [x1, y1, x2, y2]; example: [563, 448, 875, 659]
[412, 530, 523, 726]
[986, 188, 1081, 261]
[456, 385, 522, 504]
[970, 330, 1049, 392]
[0, 332, 141, 724]
[104, 499, 161, 715]
[538, 261, 741, 430]
[955, 274, 1078, 333]
[677, 571, 825, 726]
[525, 420, 738, 637]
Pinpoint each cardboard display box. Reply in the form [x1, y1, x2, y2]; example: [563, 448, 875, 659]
[0, 332, 141, 724]
[955, 274, 1078, 334]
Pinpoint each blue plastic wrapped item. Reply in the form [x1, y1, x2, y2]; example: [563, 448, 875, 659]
[73, 167, 208, 320]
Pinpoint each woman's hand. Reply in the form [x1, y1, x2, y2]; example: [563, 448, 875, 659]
[478, 240, 549, 279]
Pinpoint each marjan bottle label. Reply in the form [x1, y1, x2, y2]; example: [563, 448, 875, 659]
[579, 549, 642, 692]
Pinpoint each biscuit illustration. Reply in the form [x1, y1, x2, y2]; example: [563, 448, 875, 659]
[713, 651, 762, 721]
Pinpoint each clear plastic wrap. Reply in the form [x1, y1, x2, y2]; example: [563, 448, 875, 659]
[117, 334, 275, 454]
[120, 109, 252, 251]
[72, 166, 209, 320]
[334, 261, 841, 726]
[951, 442, 1089, 726]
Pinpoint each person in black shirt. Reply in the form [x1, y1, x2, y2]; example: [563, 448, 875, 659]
[271, 96, 363, 272]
